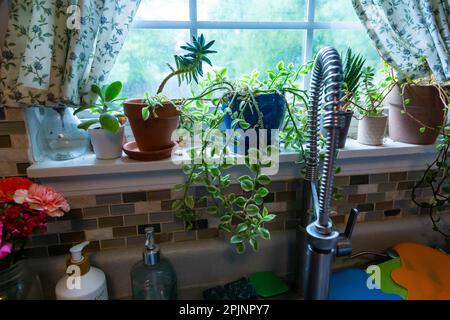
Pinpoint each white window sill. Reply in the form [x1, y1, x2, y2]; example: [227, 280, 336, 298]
[27, 139, 435, 178]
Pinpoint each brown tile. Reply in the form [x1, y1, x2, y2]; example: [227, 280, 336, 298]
[126, 235, 146, 247]
[149, 212, 174, 223]
[365, 211, 384, 222]
[30, 234, 59, 246]
[384, 209, 401, 217]
[138, 223, 161, 234]
[407, 170, 426, 180]
[96, 193, 122, 205]
[378, 183, 397, 192]
[14, 162, 29, 175]
[83, 206, 110, 218]
[161, 200, 175, 211]
[268, 181, 287, 192]
[189, 219, 208, 230]
[0, 135, 12, 148]
[23, 247, 48, 258]
[367, 193, 385, 203]
[71, 219, 98, 231]
[348, 194, 366, 203]
[197, 228, 219, 239]
[59, 231, 86, 244]
[113, 226, 137, 237]
[124, 213, 148, 226]
[389, 172, 407, 182]
[369, 173, 389, 184]
[375, 201, 393, 211]
[356, 203, 374, 212]
[276, 191, 296, 202]
[101, 238, 125, 250]
[85, 241, 100, 253]
[265, 220, 285, 231]
[397, 181, 416, 190]
[0, 121, 26, 134]
[148, 189, 171, 201]
[0, 107, 4, 120]
[350, 175, 369, 185]
[98, 216, 123, 228]
[173, 231, 196, 242]
[48, 244, 72, 256]
[85, 228, 113, 241]
[334, 176, 350, 187]
[162, 220, 185, 233]
[156, 233, 173, 243]
[340, 185, 358, 195]
[60, 208, 83, 220]
[123, 192, 147, 203]
[331, 215, 346, 224]
[110, 203, 135, 215]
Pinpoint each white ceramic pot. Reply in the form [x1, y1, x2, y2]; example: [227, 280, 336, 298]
[89, 126, 125, 159]
[357, 115, 388, 146]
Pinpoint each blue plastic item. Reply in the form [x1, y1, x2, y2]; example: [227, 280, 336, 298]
[329, 268, 403, 300]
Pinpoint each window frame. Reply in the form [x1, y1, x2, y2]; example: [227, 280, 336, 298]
[131, 0, 363, 87]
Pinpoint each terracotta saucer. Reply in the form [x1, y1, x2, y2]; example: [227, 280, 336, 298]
[123, 141, 175, 161]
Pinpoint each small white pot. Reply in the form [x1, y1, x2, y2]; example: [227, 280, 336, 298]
[357, 115, 388, 146]
[89, 126, 125, 159]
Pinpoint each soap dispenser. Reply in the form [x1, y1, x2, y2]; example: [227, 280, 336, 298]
[55, 241, 108, 300]
[131, 227, 177, 300]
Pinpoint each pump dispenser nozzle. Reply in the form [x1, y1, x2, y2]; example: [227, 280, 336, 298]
[70, 241, 90, 263]
[143, 227, 160, 265]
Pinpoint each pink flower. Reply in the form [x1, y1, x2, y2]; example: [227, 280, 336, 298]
[14, 184, 70, 217]
[0, 221, 12, 260]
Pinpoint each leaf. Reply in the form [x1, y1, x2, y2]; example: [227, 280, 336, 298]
[171, 199, 184, 210]
[73, 105, 93, 115]
[419, 127, 426, 134]
[230, 234, 244, 244]
[77, 119, 99, 130]
[142, 107, 150, 120]
[239, 175, 254, 192]
[236, 242, 245, 254]
[91, 84, 102, 98]
[207, 206, 218, 214]
[263, 214, 276, 222]
[256, 187, 269, 198]
[259, 227, 270, 240]
[104, 81, 122, 101]
[210, 167, 220, 177]
[236, 223, 248, 233]
[257, 175, 271, 185]
[220, 215, 232, 223]
[185, 195, 195, 209]
[99, 113, 119, 134]
[245, 204, 259, 216]
[234, 196, 246, 208]
[249, 238, 259, 251]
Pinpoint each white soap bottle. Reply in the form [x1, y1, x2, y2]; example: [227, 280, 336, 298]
[55, 241, 109, 300]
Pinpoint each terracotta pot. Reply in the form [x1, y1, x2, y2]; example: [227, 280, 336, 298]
[386, 85, 444, 145]
[357, 115, 387, 146]
[123, 99, 180, 152]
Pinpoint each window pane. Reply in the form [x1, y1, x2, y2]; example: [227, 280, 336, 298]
[315, 0, 359, 22]
[201, 30, 305, 79]
[134, 0, 189, 21]
[198, 0, 306, 21]
[108, 29, 190, 99]
[312, 29, 382, 73]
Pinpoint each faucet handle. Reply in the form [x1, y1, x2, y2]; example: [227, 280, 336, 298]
[343, 208, 359, 239]
[336, 208, 359, 257]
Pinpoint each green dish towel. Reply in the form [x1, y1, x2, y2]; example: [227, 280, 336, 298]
[249, 272, 289, 298]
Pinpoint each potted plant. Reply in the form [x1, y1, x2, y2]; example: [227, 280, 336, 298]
[75, 81, 126, 159]
[172, 61, 311, 253]
[384, 64, 445, 145]
[338, 48, 366, 148]
[0, 177, 70, 299]
[122, 34, 216, 160]
[352, 66, 390, 146]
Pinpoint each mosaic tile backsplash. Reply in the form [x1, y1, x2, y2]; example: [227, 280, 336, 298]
[0, 107, 445, 258]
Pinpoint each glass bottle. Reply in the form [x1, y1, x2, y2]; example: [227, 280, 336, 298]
[0, 260, 43, 300]
[130, 227, 177, 300]
[37, 107, 89, 161]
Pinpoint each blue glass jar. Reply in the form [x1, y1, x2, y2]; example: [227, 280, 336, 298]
[37, 107, 89, 161]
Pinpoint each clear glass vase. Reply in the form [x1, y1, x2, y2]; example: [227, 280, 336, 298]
[0, 261, 43, 300]
[37, 107, 89, 161]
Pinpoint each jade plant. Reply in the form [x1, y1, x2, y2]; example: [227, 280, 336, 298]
[172, 61, 313, 253]
[140, 34, 216, 120]
[75, 81, 126, 134]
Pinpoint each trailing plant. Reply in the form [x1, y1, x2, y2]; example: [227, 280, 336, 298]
[75, 81, 126, 134]
[172, 62, 312, 253]
[140, 34, 216, 120]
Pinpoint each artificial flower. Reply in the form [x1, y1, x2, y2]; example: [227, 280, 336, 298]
[14, 184, 70, 217]
[0, 222, 12, 260]
[0, 177, 33, 202]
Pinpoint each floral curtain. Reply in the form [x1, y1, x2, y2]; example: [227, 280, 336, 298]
[352, 0, 450, 82]
[0, 0, 141, 107]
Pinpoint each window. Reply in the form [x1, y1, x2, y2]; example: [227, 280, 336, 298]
[108, 0, 382, 99]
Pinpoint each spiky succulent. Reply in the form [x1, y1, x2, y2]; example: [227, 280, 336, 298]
[342, 48, 366, 108]
[156, 34, 216, 94]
